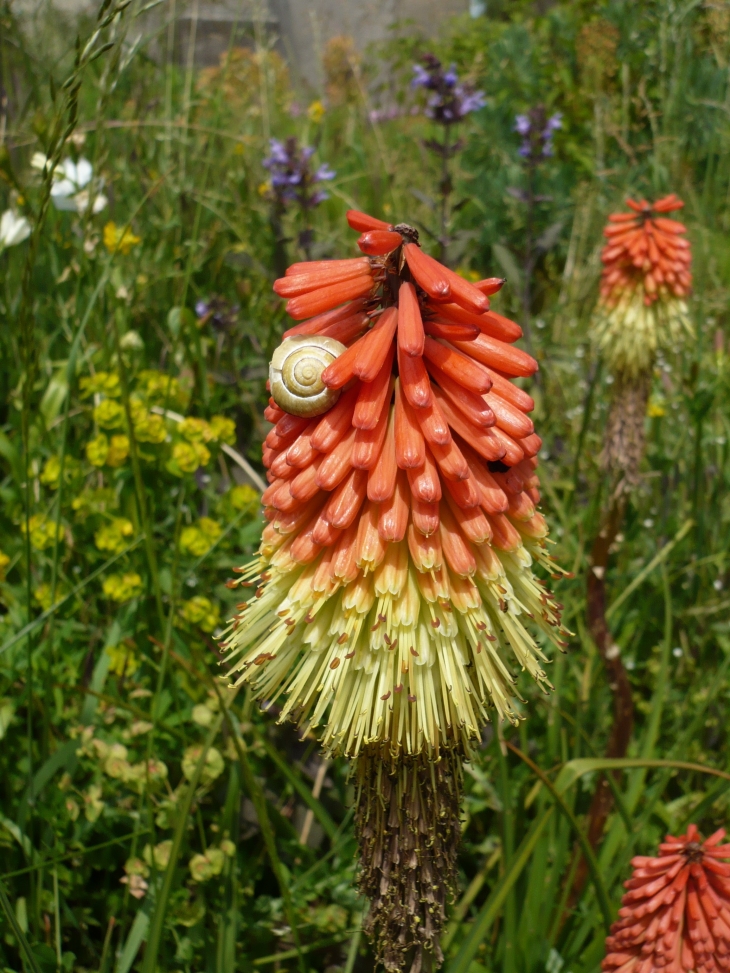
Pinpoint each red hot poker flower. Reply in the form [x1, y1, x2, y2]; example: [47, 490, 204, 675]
[599, 193, 692, 309]
[603, 824, 730, 973]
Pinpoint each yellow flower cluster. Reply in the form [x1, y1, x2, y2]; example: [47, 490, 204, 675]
[86, 433, 130, 468]
[179, 595, 220, 633]
[180, 518, 222, 557]
[95, 518, 135, 554]
[103, 572, 143, 602]
[136, 370, 188, 410]
[229, 483, 259, 515]
[39, 455, 80, 489]
[103, 221, 141, 255]
[22, 514, 64, 551]
[106, 642, 140, 676]
[79, 372, 121, 398]
[0, 550, 10, 581]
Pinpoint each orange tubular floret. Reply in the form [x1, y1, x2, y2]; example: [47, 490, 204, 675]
[429, 436, 470, 482]
[357, 230, 404, 255]
[269, 449, 300, 480]
[330, 522, 360, 583]
[290, 461, 324, 503]
[378, 470, 410, 542]
[408, 522, 443, 573]
[367, 408, 397, 503]
[424, 319, 480, 342]
[413, 398, 452, 446]
[311, 513, 342, 547]
[519, 433, 542, 458]
[323, 468, 368, 529]
[444, 491, 492, 544]
[432, 387, 506, 463]
[431, 303, 522, 343]
[488, 512, 522, 552]
[283, 300, 368, 338]
[285, 419, 321, 468]
[406, 448, 442, 504]
[422, 337, 493, 394]
[442, 474, 480, 509]
[424, 360, 495, 428]
[310, 385, 359, 452]
[474, 277, 506, 296]
[289, 527, 323, 564]
[507, 491, 535, 522]
[353, 345, 396, 430]
[261, 477, 287, 506]
[394, 379, 426, 470]
[274, 495, 326, 535]
[403, 243, 451, 301]
[265, 414, 310, 451]
[406, 448, 441, 503]
[484, 392, 535, 440]
[411, 498, 439, 536]
[452, 333, 538, 378]
[285, 274, 375, 320]
[346, 209, 394, 233]
[285, 257, 372, 277]
[355, 502, 386, 571]
[319, 312, 371, 346]
[439, 503, 477, 577]
[315, 307, 397, 391]
[353, 309, 399, 383]
[274, 262, 371, 298]
[315, 427, 356, 491]
[397, 281, 425, 357]
[410, 249, 490, 314]
[435, 265, 491, 315]
[397, 343, 433, 410]
[352, 382, 392, 470]
[483, 368, 535, 412]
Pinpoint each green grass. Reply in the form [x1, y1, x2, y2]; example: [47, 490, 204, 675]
[0, 0, 729, 970]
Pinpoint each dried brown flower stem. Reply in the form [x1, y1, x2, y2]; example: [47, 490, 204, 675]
[354, 746, 463, 973]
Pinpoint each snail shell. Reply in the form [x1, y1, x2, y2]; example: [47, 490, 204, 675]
[269, 335, 346, 417]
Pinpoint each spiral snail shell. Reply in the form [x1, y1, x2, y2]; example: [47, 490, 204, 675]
[269, 335, 347, 417]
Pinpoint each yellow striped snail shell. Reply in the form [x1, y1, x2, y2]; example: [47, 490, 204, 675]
[269, 335, 347, 418]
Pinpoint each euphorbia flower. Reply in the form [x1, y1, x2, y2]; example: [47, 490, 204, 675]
[603, 824, 730, 973]
[221, 210, 568, 971]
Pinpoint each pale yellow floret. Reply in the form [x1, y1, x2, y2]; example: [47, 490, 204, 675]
[220, 526, 566, 758]
[592, 286, 692, 379]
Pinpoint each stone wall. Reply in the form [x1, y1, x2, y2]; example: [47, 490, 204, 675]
[12, 0, 469, 86]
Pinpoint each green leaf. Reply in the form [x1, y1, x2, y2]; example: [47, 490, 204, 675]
[554, 758, 730, 797]
[115, 908, 150, 973]
[446, 809, 553, 973]
[167, 306, 196, 338]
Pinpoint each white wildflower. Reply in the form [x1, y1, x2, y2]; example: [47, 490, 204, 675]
[0, 210, 31, 249]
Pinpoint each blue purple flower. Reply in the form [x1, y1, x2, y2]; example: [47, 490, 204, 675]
[411, 54, 486, 126]
[262, 137, 336, 209]
[514, 106, 562, 163]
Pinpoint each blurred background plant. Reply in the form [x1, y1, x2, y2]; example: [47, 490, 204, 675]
[0, 0, 729, 971]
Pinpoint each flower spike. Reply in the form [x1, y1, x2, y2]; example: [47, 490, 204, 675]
[603, 825, 730, 973]
[221, 209, 568, 972]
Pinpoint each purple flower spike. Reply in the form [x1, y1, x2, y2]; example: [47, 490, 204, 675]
[262, 135, 336, 211]
[412, 52, 486, 125]
[514, 105, 561, 166]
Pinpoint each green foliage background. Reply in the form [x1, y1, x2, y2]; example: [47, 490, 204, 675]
[0, 0, 729, 970]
